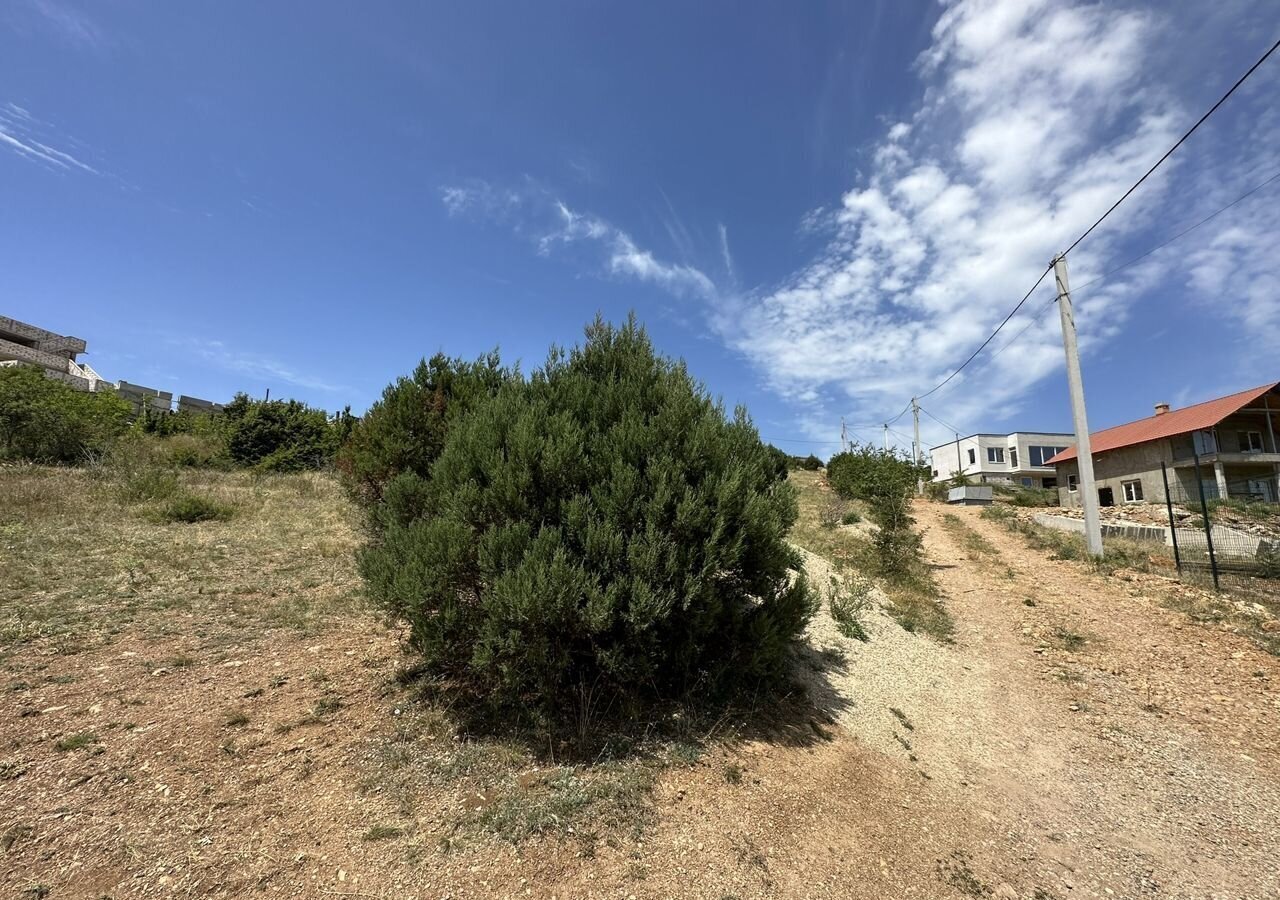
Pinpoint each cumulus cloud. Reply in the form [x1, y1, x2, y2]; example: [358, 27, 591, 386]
[717, 0, 1277, 449]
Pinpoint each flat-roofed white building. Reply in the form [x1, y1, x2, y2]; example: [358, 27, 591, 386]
[929, 432, 1074, 489]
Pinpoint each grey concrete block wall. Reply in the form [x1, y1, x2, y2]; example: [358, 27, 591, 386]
[1055, 439, 1174, 509]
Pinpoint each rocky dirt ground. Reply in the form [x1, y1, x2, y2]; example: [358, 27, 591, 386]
[3, 470, 1279, 899]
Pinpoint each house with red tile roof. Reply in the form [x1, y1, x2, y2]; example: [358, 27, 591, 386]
[1047, 382, 1280, 509]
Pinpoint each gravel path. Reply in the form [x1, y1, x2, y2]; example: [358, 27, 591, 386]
[893, 502, 1280, 899]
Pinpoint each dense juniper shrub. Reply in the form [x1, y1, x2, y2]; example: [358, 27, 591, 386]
[336, 352, 510, 507]
[222, 393, 338, 471]
[764, 445, 791, 482]
[358, 317, 815, 740]
[0, 365, 132, 463]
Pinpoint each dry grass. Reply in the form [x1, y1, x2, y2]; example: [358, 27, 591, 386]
[941, 513, 999, 558]
[978, 503, 1280, 656]
[789, 471, 953, 642]
[0, 464, 364, 652]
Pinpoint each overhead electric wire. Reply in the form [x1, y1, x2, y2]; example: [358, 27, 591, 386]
[917, 405, 966, 437]
[884, 400, 913, 427]
[798, 37, 1280, 447]
[1070, 166, 1280, 294]
[880, 36, 1280, 423]
[886, 426, 914, 445]
[767, 153, 1277, 450]
[1063, 35, 1280, 257]
[915, 263, 1055, 402]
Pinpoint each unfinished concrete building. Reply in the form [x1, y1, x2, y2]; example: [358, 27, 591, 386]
[1050, 382, 1280, 507]
[0, 315, 105, 391]
[177, 394, 224, 415]
[115, 380, 174, 414]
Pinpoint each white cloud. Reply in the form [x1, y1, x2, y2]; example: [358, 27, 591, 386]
[24, 0, 109, 49]
[718, 0, 1209, 450]
[185, 340, 349, 394]
[441, 179, 718, 301]
[0, 103, 100, 174]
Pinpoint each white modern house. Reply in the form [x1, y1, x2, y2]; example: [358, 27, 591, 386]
[929, 432, 1074, 489]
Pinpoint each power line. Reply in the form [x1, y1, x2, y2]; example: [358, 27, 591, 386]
[1071, 167, 1280, 294]
[886, 39, 1280, 418]
[916, 263, 1055, 402]
[762, 436, 838, 446]
[834, 36, 1280, 445]
[917, 405, 966, 437]
[884, 400, 913, 427]
[973, 164, 1280, 378]
[1063, 35, 1280, 257]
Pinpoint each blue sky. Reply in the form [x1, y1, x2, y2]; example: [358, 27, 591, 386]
[2, 1, 1278, 458]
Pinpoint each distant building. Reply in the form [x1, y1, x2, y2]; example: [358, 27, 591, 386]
[1048, 382, 1280, 507]
[114, 380, 174, 414]
[177, 394, 224, 415]
[0, 315, 105, 391]
[929, 432, 1074, 489]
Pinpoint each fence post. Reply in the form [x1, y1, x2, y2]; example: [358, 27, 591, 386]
[1191, 448, 1220, 591]
[1161, 461, 1182, 574]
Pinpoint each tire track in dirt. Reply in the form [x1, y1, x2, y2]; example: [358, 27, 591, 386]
[915, 501, 1280, 899]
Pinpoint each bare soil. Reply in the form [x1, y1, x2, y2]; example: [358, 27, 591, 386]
[3, 470, 1279, 899]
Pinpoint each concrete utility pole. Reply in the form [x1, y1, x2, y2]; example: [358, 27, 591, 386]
[1052, 253, 1103, 557]
[883, 423, 889, 452]
[912, 397, 924, 494]
[841, 417, 848, 453]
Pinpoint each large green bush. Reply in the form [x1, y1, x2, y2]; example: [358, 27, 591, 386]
[359, 318, 814, 739]
[826, 444, 925, 503]
[222, 393, 338, 471]
[336, 352, 510, 507]
[0, 365, 131, 463]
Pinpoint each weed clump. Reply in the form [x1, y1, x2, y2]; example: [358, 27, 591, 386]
[154, 493, 235, 524]
[827, 573, 872, 642]
[54, 732, 99, 752]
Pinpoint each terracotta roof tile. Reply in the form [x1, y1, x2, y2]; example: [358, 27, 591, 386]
[1047, 382, 1279, 465]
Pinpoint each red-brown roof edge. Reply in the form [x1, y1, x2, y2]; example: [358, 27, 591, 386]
[1046, 381, 1280, 465]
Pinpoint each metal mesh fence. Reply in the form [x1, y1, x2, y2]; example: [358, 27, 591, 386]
[1159, 461, 1280, 589]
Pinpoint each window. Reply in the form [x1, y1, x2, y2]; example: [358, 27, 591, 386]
[1043, 477, 1057, 489]
[1028, 445, 1070, 467]
[1021, 477, 1033, 487]
[932, 469, 938, 478]
[1238, 431, 1264, 453]
[1067, 474, 1078, 492]
[1122, 479, 1144, 502]
[1009, 448, 1018, 468]
[968, 448, 976, 465]
[987, 447, 1004, 463]
[1193, 430, 1217, 454]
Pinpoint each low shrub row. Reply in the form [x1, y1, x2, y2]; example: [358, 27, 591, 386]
[1, 363, 352, 473]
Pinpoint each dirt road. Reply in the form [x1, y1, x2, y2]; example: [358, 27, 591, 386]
[581, 501, 1280, 899]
